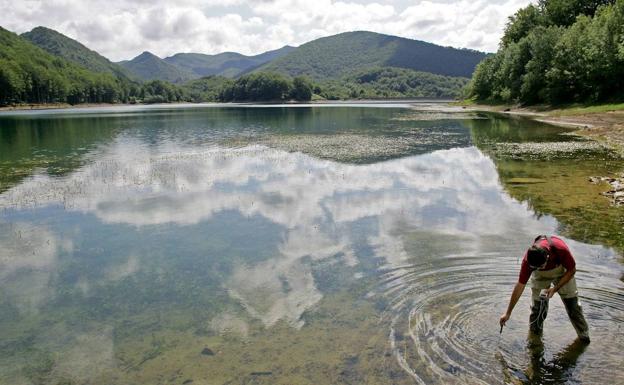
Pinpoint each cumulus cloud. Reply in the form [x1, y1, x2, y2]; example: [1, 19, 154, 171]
[0, 0, 532, 61]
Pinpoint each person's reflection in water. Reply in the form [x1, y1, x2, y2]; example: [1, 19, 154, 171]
[499, 335, 589, 384]
[524, 333, 589, 384]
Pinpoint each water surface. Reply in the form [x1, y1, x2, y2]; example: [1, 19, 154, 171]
[0, 104, 622, 384]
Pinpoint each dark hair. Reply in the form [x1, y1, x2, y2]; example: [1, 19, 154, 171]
[527, 246, 548, 268]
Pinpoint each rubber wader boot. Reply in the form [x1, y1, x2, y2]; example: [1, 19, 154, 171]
[562, 297, 590, 343]
[529, 299, 549, 335]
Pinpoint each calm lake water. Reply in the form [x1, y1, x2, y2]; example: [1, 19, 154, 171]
[0, 103, 623, 385]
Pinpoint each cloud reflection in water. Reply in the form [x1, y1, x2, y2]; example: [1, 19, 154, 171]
[0, 140, 559, 327]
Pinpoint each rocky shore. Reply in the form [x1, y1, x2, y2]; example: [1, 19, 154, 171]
[590, 175, 624, 207]
[464, 103, 624, 208]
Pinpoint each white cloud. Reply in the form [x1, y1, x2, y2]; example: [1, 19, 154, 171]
[0, 0, 533, 60]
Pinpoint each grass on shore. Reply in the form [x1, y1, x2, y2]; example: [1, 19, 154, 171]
[548, 102, 624, 116]
[458, 98, 624, 116]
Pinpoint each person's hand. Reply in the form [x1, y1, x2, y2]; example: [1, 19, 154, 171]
[546, 287, 557, 299]
[500, 313, 510, 327]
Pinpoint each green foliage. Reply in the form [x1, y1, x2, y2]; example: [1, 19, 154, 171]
[180, 76, 232, 102]
[140, 80, 185, 103]
[219, 72, 293, 102]
[470, 0, 624, 105]
[290, 76, 313, 101]
[322, 67, 469, 99]
[501, 5, 545, 47]
[539, 0, 615, 26]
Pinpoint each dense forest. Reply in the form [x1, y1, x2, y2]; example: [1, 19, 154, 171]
[469, 0, 624, 105]
[217, 72, 313, 102]
[320, 67, 469, 99]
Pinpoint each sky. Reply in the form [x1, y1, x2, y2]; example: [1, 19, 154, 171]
[0, 0, 533, 61]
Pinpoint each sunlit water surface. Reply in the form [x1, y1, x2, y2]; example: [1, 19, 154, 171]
[0, 104, 623, 384]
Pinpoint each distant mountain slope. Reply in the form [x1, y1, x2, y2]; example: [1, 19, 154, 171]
[255, 31, 487, 80]
[118, 51, 195, 83]
[163, 45, 295, 78]
[21, 26, 133, 81]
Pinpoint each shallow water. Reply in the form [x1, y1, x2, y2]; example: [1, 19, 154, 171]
[0, 104, 622, 384]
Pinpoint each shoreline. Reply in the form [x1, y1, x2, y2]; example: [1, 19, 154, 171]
[0, 98, 454, 112]
[462, 104, 624, 155]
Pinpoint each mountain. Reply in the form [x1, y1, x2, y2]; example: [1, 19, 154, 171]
[253, 31, 487, 80]
[21, 26, 133, 81]
[0, 26, 132, 105]
[164, 45, 295, 78]
[118, 51, 195, 83]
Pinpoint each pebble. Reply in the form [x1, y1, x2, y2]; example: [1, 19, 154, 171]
[591, 174, 624, 206]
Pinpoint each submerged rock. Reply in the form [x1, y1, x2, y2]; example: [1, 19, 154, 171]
[200, 347, 215, 356]
[250, 371, 273, 376]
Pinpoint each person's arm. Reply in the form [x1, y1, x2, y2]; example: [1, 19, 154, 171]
[546, 267, 576, 298]
[500, 282, 526, 326]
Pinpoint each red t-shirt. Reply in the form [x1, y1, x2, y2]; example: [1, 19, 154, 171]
[518, 236, 576, 284]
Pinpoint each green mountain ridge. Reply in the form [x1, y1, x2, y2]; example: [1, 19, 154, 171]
[21, 26, 134, 82]
[253, 31, 487, 80]
[118, 51, 196, 83]
[164, 46, 296, 78]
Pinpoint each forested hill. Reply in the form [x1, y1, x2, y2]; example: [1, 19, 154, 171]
[21, 26, 133, 81]
[164, 46, 296, 78]
[118, 51, 196, 83]
[0, 27, 136, 105]
[253, 31, 487, 80]
[469, 0, 624, 105]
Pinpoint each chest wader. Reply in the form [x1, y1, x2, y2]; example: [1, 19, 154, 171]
[529, 265, 590, 342]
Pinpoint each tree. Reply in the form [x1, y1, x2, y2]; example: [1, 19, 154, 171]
[219, 72, 293, 102]
[502, 5, 545, 47]
[520, 27, 562, 103]
[539, 0, 615, 26]
[291, 76, 313, 101]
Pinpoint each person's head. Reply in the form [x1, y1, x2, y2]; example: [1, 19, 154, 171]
[527, 245, 549, 269]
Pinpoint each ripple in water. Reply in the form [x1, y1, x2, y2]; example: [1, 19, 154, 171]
[371, 235, 624, 384]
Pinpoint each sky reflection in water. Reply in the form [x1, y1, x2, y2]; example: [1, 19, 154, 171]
[0, 105, 622, 384]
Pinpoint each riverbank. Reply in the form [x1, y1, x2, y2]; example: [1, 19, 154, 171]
[0, 102, 132, 111]
[0, 99, 455, 113]
[461, 102, 624, 155]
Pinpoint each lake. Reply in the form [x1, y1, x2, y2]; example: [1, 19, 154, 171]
[1, 103, 623, 384]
